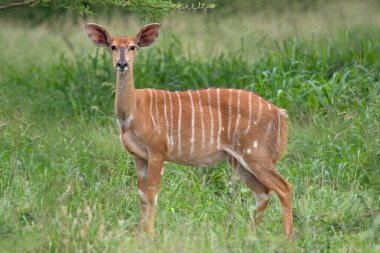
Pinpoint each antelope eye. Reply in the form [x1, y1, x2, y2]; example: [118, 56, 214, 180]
[130, 45, 136, 51]
[110, 45, 117, 51]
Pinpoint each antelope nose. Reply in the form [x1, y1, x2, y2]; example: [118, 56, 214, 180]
[116, 60, 128, 70]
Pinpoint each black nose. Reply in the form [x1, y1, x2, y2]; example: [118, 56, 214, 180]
[116, 60, 128, 70]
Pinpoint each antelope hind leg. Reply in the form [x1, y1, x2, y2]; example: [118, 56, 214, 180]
[228, 157, 272, 228]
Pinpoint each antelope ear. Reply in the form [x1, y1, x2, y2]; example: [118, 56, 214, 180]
[135, 23, 160, 47]
[85, 23, 112, 47]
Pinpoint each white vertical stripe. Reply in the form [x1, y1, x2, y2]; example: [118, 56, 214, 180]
[197, 90, 205, 149]
[227, 89, 233, 140]
[168, 91, 174, 149]
[207, 89, 215, 146]
[255, 97, 262, 125]
[217, 88, 222, 149]
[162, 91, 170, 151]
[245, 92, 252, 134]
[277, 109, 282, 150]
[188, 90, 195, 156]
[154, 193, 159, 206]
[265, 122, 272, 138]
[148, 89, 157, 131]
[176, 91, 182, 156]
[233, 89, 242, 138]
[154, 89, 160, 132]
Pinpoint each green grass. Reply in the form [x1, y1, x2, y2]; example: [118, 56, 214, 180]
[0, 4, 379, 252]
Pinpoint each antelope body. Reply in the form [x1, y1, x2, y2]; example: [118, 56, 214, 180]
[85, 23, 294, 240]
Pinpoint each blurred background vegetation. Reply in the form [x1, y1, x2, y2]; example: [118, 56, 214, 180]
[0, 0, 379, 252]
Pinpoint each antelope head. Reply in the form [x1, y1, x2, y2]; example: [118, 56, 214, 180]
[85, 23, 160, 72]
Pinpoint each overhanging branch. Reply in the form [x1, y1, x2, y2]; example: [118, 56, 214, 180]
[0, 1, 35, 11]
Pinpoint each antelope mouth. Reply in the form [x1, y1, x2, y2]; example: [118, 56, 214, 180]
[116, 66, 129, 72]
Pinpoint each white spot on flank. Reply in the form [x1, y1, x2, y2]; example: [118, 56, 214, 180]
[217, 89, 222, 149]
[245, 92, 252, 134]
[267, 103, 272, 110]
[227, 89, 233, 140]
[207, 89, 215, 146]
[253, 141, 258, 149]
[246, 148, 252, 154]
[188, 90, 195, 155]
[154, 194, 159, 206]
[176, 91, 182, 156]
[197, 90, 205, 149]
[138, 189, 148, 203]
[265, 122, 272, 138]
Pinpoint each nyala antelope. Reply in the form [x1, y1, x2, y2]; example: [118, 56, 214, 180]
[85, 23, 294, 239]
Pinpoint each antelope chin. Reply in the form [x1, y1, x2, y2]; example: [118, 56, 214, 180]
[116, 67, 129, 72]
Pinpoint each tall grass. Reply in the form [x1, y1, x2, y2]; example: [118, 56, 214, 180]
[0, 5, 379, 252]
[3, 27, 379, 119]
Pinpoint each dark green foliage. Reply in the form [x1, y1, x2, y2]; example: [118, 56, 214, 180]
[0, 0, 215, 20]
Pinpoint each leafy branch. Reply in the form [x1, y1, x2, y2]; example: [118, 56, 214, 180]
[0, 0, 216, 19]
[0, 0, 35, 10]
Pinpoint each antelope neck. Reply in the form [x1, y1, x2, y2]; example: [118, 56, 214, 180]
[115, 69, 136, 120]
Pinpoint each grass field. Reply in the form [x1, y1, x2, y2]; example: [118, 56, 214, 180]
[0, 1, 379, 252]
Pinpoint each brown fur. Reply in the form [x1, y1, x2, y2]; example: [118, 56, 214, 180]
[85, 23, 294, 240]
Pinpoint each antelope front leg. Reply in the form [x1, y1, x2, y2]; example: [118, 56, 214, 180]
[137, 155, 164, 239]
[135, 158, 149, 232]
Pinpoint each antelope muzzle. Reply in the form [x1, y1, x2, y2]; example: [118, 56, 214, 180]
[116, 47, 128, 71]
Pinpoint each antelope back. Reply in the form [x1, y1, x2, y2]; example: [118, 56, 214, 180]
[138, 88, 287, 163]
